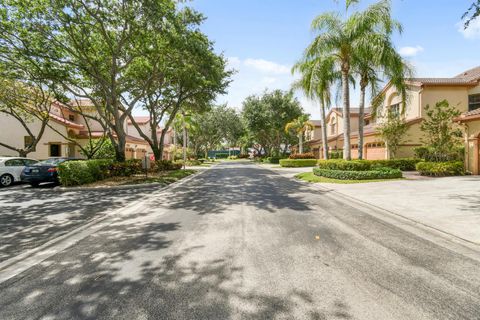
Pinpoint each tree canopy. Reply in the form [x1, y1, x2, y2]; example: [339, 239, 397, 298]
[241, 90, 304, 156]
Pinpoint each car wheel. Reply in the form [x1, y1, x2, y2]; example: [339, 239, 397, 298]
[30, 182, 40, 188]
[0, 174, 14, 187]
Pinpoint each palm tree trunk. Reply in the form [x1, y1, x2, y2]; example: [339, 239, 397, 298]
[320, 100, 328, 159]
[358, 84, 366, 160]
[299, 134, 303, 154]
[341, 69, 351, 160]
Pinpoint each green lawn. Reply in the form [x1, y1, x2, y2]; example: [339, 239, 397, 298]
[295, 172, 404, 184]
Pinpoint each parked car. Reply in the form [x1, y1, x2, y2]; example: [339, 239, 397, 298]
[20, 157, 79, 187]
[0, 157, 39, 187]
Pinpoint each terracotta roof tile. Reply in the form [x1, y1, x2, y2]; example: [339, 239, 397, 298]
[462, 108, 480, 117]
[454, 66, 480, 80]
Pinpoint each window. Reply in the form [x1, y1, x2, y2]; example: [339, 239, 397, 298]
[390, 103, 400, 117]
[24, 136, 33, 149]
[68, 114, 75, 121]
[468, 94, 480, 111]
[330, 118, 336, 135]
[22, 159, 38, 166]
[5, 159, 24, 166]
[49, 144, 61, 157]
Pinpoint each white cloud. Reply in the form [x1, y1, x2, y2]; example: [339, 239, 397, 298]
[244, 58, 291, 74]
[399, 46, 424, 57]
[457, 18, 480, 39]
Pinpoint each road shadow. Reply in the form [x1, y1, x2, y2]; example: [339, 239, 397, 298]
[0, 186, 161, 263]
[0, 207, 349, 319]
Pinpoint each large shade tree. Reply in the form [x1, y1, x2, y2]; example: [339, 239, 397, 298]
[242, 90, 303, 156]
[0, 0, 224, 161]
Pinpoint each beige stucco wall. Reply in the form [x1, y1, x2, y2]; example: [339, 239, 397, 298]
[421, 86, 469, 116]
[0, 114, 75, 159]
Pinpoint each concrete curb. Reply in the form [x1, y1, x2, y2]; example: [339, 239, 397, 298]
[54, 181, 166, 192]
[0, 166, 211, 283]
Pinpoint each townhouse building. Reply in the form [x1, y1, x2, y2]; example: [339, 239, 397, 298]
[306, 66, 480, 174]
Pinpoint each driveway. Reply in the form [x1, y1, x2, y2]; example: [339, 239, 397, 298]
[0, 161, 479, 319]
[307, 175, 480, 244]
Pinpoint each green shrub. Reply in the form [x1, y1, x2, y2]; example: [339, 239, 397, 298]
[155, 160, 183, 171]
[317, 159, 371, 171]
[58, 161, 96, 186]
[313, 167, 402, 180]
[416, 161, 464, 177]
[237, 154, 250, 159]
[279, 159, 318, 167]
[414, 146, 464, 162]
[317, 158, 421, 171]
[369, 158, 421, 171]
[289, 152, 316, 159]
[228, 155, 238, 160]
[109, 159, 142, 177]
[328, 150, 343, 159]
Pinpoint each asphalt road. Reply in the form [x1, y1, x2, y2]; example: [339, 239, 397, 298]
[1, 161, 479, 320]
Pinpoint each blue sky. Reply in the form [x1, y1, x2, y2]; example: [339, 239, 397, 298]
[189, 0, 480, 119]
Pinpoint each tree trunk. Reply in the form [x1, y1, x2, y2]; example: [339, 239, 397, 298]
[341, 68, 351, 160]
[298, 134, 303, 154]
[115, 134, 126, 162]
[358, 83, 366, 160]
[320, 101, 329, 160]
[18, 150, 27, 158]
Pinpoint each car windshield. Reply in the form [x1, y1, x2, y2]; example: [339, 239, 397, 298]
[36, 158, 66, 166]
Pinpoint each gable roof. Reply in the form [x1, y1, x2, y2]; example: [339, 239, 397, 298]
[405, 65, 480, 87]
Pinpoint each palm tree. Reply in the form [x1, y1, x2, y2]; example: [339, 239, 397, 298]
[307, 0, 398, 160]
[350, 5, 413, 159]
[292, 56, 336, 159]
[285, 115, 314, 154]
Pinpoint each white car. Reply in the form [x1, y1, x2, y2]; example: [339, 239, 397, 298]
[0, 157, 39, 187]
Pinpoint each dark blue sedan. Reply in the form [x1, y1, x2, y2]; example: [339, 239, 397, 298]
[20, 158, 79, 187]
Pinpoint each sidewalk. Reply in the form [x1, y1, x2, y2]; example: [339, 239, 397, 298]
[267, 164, 480, 245]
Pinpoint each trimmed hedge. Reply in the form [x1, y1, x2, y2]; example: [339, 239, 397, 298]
[279, 159, 318, 167]
[59, 159, 116, 186]
[313, 167, 402, 180]
[289, 152, 315, 159]
[416, 161, 464, 177]
[369, 158, 421, 171]
[317, 159, 371, 171]
[317, 158, 421, 171]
